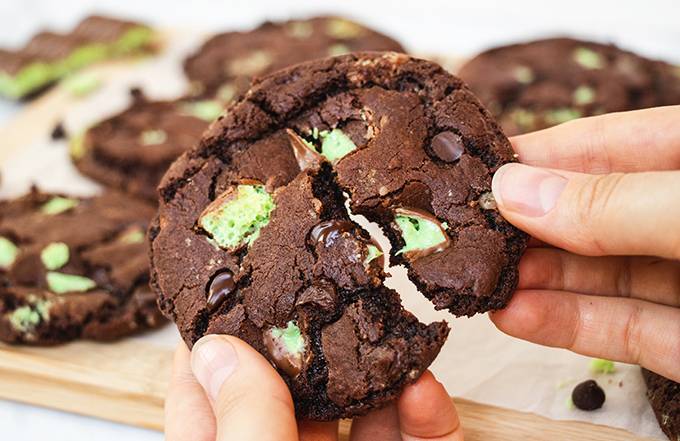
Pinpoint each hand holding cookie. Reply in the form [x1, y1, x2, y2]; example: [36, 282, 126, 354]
[489, 105, 680, 383]
[165, 336, 464, 441]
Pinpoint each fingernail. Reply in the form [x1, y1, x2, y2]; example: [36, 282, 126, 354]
[492, 164, 568, 217]
[191, 335, 239, 401]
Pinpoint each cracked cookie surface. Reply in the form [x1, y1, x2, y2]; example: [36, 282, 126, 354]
[459, 37, 680, 135]
[150, 52, 527, 419]
[0, 189, 165, 344]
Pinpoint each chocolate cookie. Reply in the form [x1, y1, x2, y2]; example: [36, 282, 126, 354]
[150, 52, 527, 419]
[643, 369, 680, 440]
[0, 189, 164, 344]
[459, 38, 680, 135]
[183, 16, 405, 100]
[72, 90, 217, 200]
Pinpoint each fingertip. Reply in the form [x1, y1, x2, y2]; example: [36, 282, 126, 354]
[489, 291, 546, 337]
[398, 371, 461, 439]
[491, 163, 515, 210]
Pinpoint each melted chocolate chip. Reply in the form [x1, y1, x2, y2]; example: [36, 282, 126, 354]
[431, 131, 464, 163]
[309, 220, 355, 247]
[286, 129, 323, 171]
[263, 329, 305, 376]
[394, 207, 451, 260]
[572, 380, 606, 411]
[207, 270, 236, 311]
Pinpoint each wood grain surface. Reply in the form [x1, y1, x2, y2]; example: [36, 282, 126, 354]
[0, 339, 653, 440]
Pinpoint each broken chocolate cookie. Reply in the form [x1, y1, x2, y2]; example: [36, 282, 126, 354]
[150, 52, 527, 420]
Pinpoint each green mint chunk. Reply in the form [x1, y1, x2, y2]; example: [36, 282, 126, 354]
[8, 298, 52, 332]
[41, 197, 79, 215]
[217, 83, 237, 103]
[328, 44, 351, 56]
[40, 242, 70, 270]
[199, 185, 275, 249]
[589, 358, 616, 374]
[69, 131, 87, 160]
[573, 47, 604, 69]
[288, 21, 313, 39]
[227, 50, 272, 76]
[545, 108, 582, 125]
[0, 236, 19, 269]
[320, 129, 357, 162]
[63, 72, 101, 97]
[182, 100, 223, 121]
[0, 61, 54, 99]
[46, 272, 96, 294]
[573, 85, 596, 105]
[64, 44, 107, 72]
[326, 19, 364, 39]
[120, 229, 145, 244]
[270, 321, 305, 355]
[513, 66, 534, 84]
[114, 26, 154, 55]
[364, 244, 383, 266]
[510, 108, 536, 131]
[140, 129, 167, 145]
[395, 213, 447, 256]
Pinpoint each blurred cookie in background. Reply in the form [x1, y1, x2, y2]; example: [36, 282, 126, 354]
[183, 15, 405, 100]
[0, 189, 164, 344]
[71, 88, 217, 201]
[459, 37, 680, 135]
[0, 15, 157, 100]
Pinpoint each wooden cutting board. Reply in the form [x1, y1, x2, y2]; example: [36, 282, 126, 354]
[0, 338, 652, 441]
[0, 55, 654, 441]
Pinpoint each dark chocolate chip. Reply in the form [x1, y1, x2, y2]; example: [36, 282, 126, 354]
[309, 220, 355, 247]
[207, 270, 236, 311]
[572, 380, 605, 410]
[430, 131, 464, 163]
[51, 122, 67, 140]
[262, 328, 305, 377]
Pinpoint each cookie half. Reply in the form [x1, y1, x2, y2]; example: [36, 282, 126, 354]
[643, 369, 680, 440]
[0, 190, 164, 344]
[72, 91, 216, 200]
[150, 53, 527, 419]
[459, 37, 680, 135]
[183, 16, 405, 100]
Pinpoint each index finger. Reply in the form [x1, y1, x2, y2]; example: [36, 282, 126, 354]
[512, 106, 680, 174]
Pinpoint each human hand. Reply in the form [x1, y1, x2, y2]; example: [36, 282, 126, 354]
[489, 106, 680, 383]
[165, 335, 463, 441]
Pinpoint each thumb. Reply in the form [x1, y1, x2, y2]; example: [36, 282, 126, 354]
[191, 335, 298, 441]
[492, 163, 680, 259]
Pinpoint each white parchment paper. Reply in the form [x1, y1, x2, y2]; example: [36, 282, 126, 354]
[0, 32, 666, 440]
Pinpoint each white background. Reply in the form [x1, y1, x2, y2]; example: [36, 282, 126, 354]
[1, 1, 679, 440]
